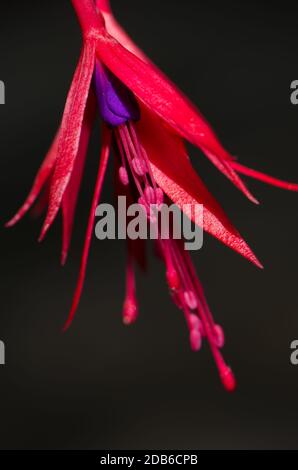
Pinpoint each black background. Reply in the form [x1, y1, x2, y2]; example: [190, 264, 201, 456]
[1, 0, 298, 450]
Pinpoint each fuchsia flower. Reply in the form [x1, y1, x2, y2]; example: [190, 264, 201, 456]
[7, 0, 298, 391]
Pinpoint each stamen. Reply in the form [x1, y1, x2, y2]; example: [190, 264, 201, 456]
[190, 329, 202, 352]
[189, 314, 201, 331]
[132, 157, 147, 177]
[213, 324, 225, 348]
[161, 240, 180, 291]
[111, 116, 234, 389]
[167, 240, 235, 390]
[114, 122, 165, 224]
[169, 241, 196, 296]
[117, 127, 144, 196]
[171, 291, 183, 309]
[137, 195, 157, 223]
[123, 298, 138, 326]
[129, 122, 157, 189]
[123, 252, 138, 325]
[144, 186, 156, 205]
[189, 314, 203, 351]
[178, 293, 202, 351]
[220, 366, 236, 392]
[119, 166, 129, 186]
[184, 290, 198, 310]
[183, 248, 217, 329]
[155, 188, 164, 207]
[123, 125, 142, 162]
[166, 269, 180, 291]
[138, 196, 148, 214]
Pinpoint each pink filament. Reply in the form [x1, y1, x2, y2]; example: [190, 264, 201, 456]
[114, 121, 235, 391]
[161, 238, 235, 391]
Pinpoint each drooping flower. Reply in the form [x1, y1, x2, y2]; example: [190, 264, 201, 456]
[7, 0, 298, 391]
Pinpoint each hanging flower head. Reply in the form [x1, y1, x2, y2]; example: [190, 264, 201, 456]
[7, 0, 298, 391]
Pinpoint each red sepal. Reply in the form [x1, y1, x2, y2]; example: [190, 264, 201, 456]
[40, 38, 96, 241]
[136, 106, 262, 268]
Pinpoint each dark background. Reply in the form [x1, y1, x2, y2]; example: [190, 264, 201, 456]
[1, 0, 298, 450]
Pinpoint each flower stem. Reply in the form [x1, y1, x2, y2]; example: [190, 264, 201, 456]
[71, 0, 104, 36]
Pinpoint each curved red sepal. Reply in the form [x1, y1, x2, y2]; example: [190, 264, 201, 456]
[94, 32, 257, 202]
[136, 106, 262, 268]
[63, 126, 112, 332]
[232, 161, 298, 191]
[6, 132, 59, 227]
[61, 92, 97, 265]
[40, 39, 96, 241]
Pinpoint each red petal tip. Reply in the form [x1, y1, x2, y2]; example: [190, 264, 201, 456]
[62, 321, 71, 333]
[251, 256, 264, 270]
[251, 196, 260, 205]
[5, 219, 15, 228]
[232, 161, 298, 192]
[6, 206, 32, 227]
[123, 296, 138, 325]
[38, 224, 49, 242]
